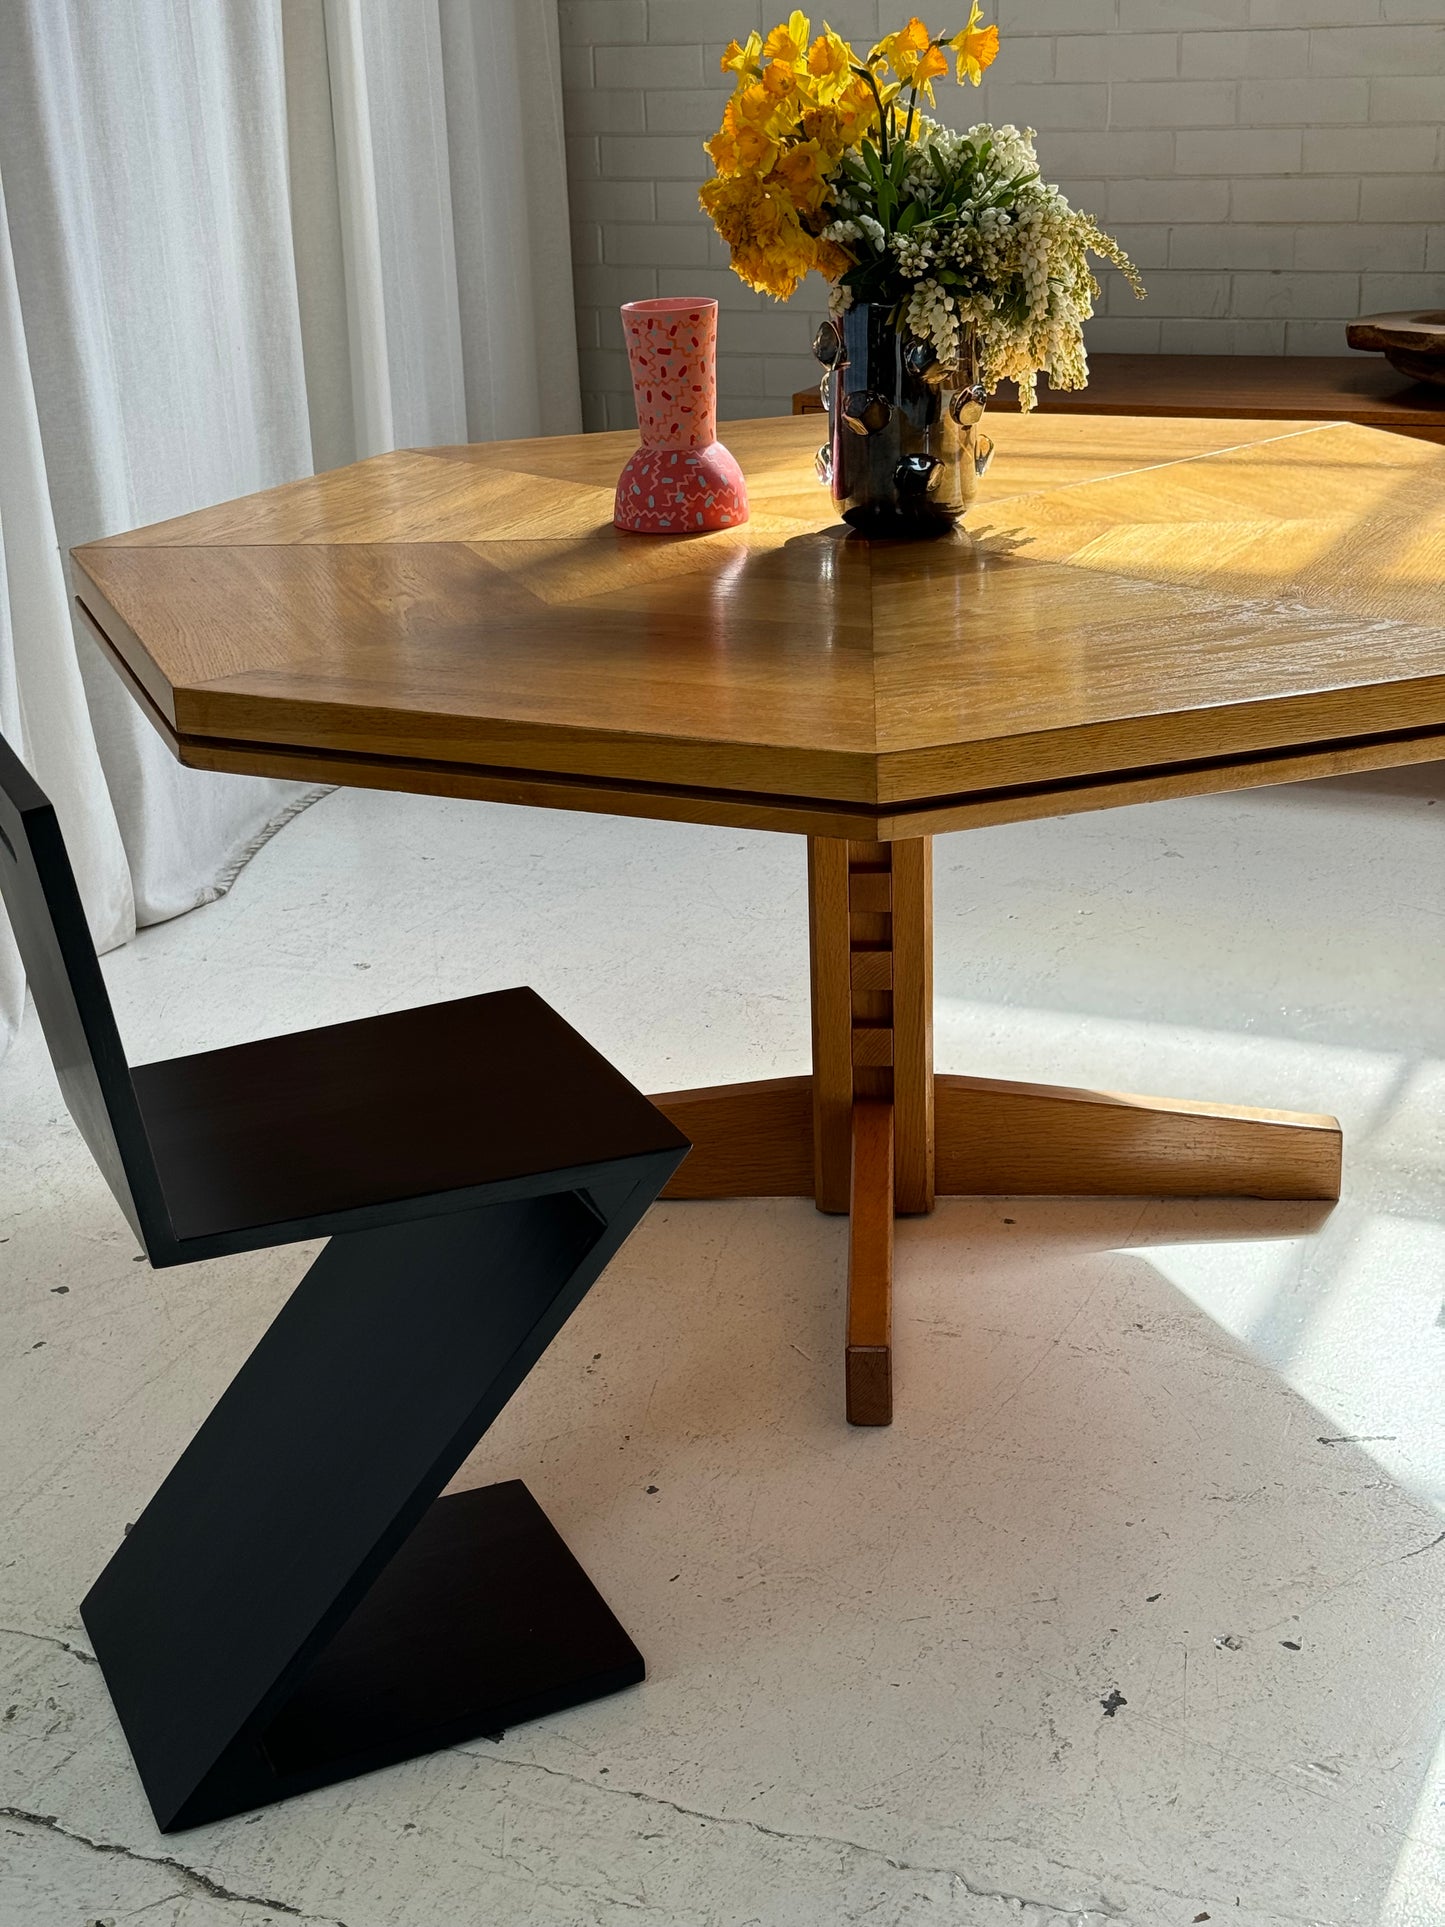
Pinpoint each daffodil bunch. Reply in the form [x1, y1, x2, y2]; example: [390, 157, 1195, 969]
[700, 11, 1144, 408]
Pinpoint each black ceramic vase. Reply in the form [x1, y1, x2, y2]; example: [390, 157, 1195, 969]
[813, 304, 994, 537]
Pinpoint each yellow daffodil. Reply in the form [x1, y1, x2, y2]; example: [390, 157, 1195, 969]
[763, 9, 811, 68]
[806, 25, 854, 104]
[705, 93, 778, 174]
[949, 2, 999, 85]
[699, 170, 821, 299]
[702, 12, 1011, 299]
[720, 31, 762, 77]
[869, 17, 928, 82]
[773, 139, 831, 215]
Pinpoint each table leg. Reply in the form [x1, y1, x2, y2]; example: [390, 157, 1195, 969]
[847, 1099, 894, 1425]
[650, 833, 1341, 1427]
[807, 834, 935, 1423]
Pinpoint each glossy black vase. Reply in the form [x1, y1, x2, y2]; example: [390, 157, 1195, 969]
[813, 304, 994, 537]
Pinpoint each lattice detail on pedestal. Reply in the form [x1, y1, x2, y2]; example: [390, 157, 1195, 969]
[847, 843, 897, 1094]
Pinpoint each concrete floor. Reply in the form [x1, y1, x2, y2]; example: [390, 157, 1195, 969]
[1, 771, 1441, 1927]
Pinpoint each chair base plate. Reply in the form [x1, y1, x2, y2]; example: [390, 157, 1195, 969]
[104, 1481, 644, 1830]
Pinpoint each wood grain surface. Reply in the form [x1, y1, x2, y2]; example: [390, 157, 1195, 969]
[72, 413, 1445, 839]
[846, 1100, 894, 1427]
[644, 1072, 1341, 1204]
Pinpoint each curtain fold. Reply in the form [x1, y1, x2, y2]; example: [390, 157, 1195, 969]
[0, 0, 580, 1065]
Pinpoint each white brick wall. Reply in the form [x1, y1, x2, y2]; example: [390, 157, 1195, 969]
[560, 0, 1445, 427]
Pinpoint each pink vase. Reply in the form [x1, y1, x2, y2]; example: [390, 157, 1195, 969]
[614, 298, 748, 534]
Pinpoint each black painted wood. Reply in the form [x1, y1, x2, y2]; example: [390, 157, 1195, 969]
[0, 731, 690, 1830]
[129, 984, 687, 1257]
[0, 732, 169, 1251]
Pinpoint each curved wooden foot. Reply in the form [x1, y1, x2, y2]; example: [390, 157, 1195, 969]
[650, 1073, 1341, 1205]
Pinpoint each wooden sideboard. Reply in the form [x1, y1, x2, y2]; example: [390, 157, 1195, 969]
[793, 352, 1445, 442]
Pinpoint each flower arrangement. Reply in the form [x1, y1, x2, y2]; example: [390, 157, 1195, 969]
[699, 10, 1144, 408]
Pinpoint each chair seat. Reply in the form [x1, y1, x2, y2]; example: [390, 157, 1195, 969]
[130, 986, 686, 1250]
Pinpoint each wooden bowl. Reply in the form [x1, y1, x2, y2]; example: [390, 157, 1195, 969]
[1347, 310, 1445, 388]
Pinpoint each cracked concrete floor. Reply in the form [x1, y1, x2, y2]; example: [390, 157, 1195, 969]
[1, 771, 1442, 1927]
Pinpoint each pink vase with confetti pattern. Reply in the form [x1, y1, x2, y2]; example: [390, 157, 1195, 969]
[614, 298, 748, 534]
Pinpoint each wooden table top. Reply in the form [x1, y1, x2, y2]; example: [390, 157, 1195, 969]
[73, 413, 1445, 841]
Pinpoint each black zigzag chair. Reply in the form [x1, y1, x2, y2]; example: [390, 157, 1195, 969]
[0, 733, 688, 1831]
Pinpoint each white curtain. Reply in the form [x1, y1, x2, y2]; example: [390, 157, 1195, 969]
[0, 0, 580, 1063]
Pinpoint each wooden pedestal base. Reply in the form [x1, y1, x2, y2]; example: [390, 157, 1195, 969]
[651, 836, 1342, 1427]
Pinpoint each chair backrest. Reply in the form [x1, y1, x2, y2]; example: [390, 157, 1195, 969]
[0, 734, 168, 1254]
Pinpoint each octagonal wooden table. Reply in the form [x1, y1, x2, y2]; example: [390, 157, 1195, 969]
[72, 413, 1445, 1424]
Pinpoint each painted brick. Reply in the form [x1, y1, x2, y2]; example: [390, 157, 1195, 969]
[645, 88, 734, 132]
[1283, 319, 1352, 352]
[764, 356, 824, 397]
[1230, 176, 1360, 220]
[1049, 181, 1110, 221]
[1309, 25, 1445, 75]
[1170, 224, 1297, 268]
[1238, 77, 1370, 123]
[564, 89, 646, 134]
[603, 222, 710, 265]
[1295, 224, 1427, 270]
[1080, 316, 1164, 350]
[600, 135, 708, 177]
[1036, 132, 1176, 178]
[981, 83, 1111, 128]
[1360, 174, 1445, 223]
[1108, 178, 1232, 222]
[716, 355, 767, 398]
[655, 180, 708, 220]
[1361, 271, 1445, 308]
[1160, 318, 1288, 353]
[1370, 76, 1445, 122]
[1180, 30, 1308, 76]
[569, 178, 657, 222]
[595, 42, 707, 88]
[966, 37, 1056, 84]
[1302, 126, 1438, 173]
[1110, 80, 1239, 126]
[1110, 269, 1230, 316]
[1119, 0, 1250, 29]
[570, 222, 604, 265]
[578, 348, 632, 392]
[561, 43, 595, 90]
[566, 135, 602, 180]
[723, 309, 824, 354]
[648, 1, 762, 43]
[1251, 0, 1378, 24]
[999, 0, 1116, 31]
[1231, 270, 1361, 316]
[1107, 224, 1173, 269]
[573, 261, 659, 308]
[1055, 35, 1179, 80]
[1175, 130, 1303, 173]
[657, 264, 762, 308]
[560, 2, 648, 44]
[719, 396, 788, 420]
